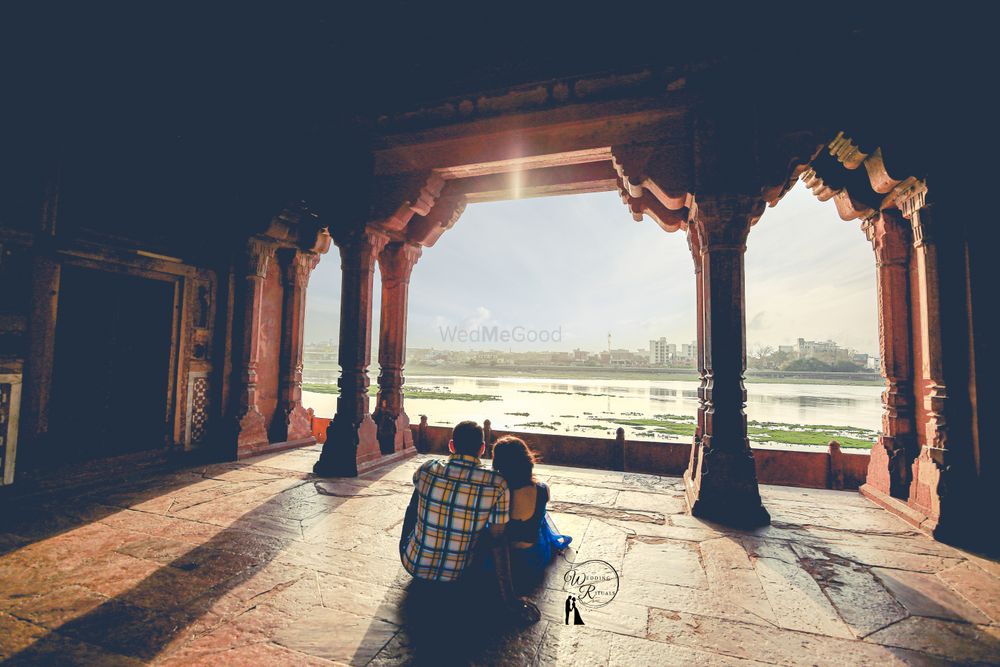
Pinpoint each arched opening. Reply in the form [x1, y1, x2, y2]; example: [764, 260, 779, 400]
[745, 179, 882, 463]
[373, 190, 696, 441]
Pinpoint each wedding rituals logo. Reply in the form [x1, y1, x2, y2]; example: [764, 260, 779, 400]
[438, 324, 563, 345]
[562, 559, 619, 609]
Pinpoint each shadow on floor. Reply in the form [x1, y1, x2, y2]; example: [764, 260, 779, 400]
[1, 452, 398, 663]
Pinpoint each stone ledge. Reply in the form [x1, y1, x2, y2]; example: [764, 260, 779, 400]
[237, 437, 316, 461]
[860, 482, 936, 534]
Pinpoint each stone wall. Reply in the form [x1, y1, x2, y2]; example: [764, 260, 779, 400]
[310, 415, 867, 491]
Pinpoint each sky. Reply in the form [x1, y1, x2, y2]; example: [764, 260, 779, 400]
[304, 180, 878, 356]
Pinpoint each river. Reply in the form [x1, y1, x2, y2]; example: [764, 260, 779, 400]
[302, 374, 883, 446]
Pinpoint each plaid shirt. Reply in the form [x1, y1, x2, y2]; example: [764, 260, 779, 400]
[401, 454, 509, 582]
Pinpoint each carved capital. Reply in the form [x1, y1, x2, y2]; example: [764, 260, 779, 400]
[691, 194, 764, 249]
[246, 238, 277, 279]
[896, 180, 927, 220]
[867, 211, 911, 267]
[893, 180, 932, 247]
[287, 251, 321, 287]
[378, 242, 422, 288]
[337, 228, 389, 273]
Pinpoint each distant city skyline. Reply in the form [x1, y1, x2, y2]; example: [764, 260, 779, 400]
[304, 334, 876, 359]
[304, 181, 878, 356]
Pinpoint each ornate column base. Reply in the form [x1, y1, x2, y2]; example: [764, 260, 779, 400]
[862, 447, 980, 548]
[684, 444, 770, 528]
[236, 408, 268, 454]
[313, 414, 378, 477]
[285, 404, 313, 442]
[394, 412, 414, 452]
[374, 410, 416, 455]
[863, 437, 911, 500]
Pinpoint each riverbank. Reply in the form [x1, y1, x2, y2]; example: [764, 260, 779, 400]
[302, 372, 881, 451]
[404, 364, 884, 386]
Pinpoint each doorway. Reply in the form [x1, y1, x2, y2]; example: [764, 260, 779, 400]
[47, 265, 176, 463]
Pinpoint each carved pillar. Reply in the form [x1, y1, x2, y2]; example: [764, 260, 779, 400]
[898, 184, 963, 531]
[683, 194, 769, 528]
[687, 224, 706, 478]
[862, 211, 916, 499]
[904, 191, 948, 464]
[314, 228, 388, 477]
[235, 237, 276, 452]
[21, 168, 60, 461]
[373, 242, 421, 454]
[278, 250, 321, 444]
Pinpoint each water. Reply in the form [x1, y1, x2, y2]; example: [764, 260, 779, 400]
[302, 375, 883, 445]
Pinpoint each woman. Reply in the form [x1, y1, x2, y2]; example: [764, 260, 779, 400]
[490, 436, 572, 588]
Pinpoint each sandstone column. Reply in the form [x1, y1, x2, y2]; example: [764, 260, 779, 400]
[683, 194, 769, 528]
[373, 241, 421, 454]
[278, 249, 321, 444]
[313, 228, 388, 477]
[898, 185, 966, 534]
[235, 237, 276, 453]
[687, 223, 706, 476]
[861, 211, 916, 500]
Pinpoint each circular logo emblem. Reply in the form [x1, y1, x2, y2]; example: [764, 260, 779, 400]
[562, 559, 619, 608]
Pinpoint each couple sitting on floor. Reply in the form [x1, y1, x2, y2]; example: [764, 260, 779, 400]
[398, 420, 571, 624]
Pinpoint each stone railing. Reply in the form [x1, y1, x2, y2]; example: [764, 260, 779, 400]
[308, 413, 868, 491]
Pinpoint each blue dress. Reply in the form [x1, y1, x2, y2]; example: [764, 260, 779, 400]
[476, 482, 572, 583]
[505, 482, 572, 576]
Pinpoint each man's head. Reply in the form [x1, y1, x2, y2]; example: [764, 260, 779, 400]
[449, 420, 485, 457]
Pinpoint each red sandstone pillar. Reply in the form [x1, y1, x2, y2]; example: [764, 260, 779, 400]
[373, 242, 421, 454]
[683, 194, 769, 528]
[861, 211, 916, 500]
[898, 186, 967, 536]
[235, 237, 276, 453]
[278, 250, 321, 445]
[687, 224, 706, 476]
[313, 229, 388, 477]
[908, 203, 948, 466]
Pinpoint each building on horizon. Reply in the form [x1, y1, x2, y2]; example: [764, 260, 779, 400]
[649, 338, 696, 366]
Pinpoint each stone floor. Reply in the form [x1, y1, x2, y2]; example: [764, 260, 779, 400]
[1, 444, 999, 665]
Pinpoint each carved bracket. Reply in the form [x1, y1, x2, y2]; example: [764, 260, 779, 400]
[614, 176, 688, 233]
[371, 172, 447, 234]
[758, 130, 825, 207]
[406, 195, 467, 247]
[611, 142, 693, 210]
[799, 166, 876, 221]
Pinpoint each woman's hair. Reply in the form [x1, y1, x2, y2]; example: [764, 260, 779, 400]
[491, 436, 537, 489]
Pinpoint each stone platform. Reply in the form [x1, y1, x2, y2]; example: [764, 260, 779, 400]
[1, 445, 998, 665]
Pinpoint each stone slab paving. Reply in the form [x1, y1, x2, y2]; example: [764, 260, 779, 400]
[0, 445, 998, 665]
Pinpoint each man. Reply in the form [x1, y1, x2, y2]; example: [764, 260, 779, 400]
[399, 420, 540, 623]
